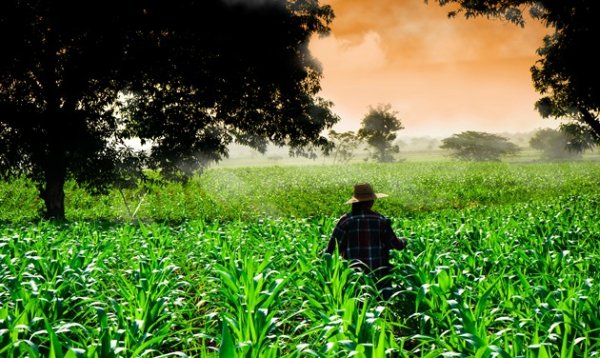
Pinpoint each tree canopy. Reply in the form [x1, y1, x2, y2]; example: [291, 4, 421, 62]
[0, 0, 340, 219]
[440, 131, 520, 161]
[357, 103, 404, 162]
[529, 128, 583, 160]
[427, 0, 600, 144]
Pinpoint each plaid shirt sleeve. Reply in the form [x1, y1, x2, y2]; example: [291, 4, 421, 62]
[324, 215, 348, 255]
[385, 218, 407, 250]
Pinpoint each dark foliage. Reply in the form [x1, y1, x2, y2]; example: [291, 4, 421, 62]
[0, 0, 340, 219]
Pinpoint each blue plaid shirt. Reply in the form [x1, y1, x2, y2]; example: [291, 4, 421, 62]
[325, 209, 407, 276]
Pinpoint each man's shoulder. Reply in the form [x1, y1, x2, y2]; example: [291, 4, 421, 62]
[336, 213, 352, 225]
[369, 210, 388, 219]
[342, 210, 389, 223]
[361, 209, 388, 220]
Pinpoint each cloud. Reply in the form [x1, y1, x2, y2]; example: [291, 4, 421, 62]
[321, 0, 550, 66]
[311, 31, 387, 72]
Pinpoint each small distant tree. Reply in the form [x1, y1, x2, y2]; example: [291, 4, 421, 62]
[357, 103, 404, 162]
[529, 128, 583, 160]
[328, 130, 360, 164]
[440, 131, 520, 161]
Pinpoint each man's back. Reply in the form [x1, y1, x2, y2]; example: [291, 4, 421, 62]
[326, 208, 400, 274]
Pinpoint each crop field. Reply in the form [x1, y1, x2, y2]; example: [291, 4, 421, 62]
[1, 162, 599, 357]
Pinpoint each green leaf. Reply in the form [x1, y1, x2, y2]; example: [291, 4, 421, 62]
[219, 319, 236, 358]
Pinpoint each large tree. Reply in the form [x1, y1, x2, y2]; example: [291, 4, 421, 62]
[0, 0, 339, 220]
[427, 0, 600, 143]
[357, 103, 404, 162]
[440, 131, 520, 161]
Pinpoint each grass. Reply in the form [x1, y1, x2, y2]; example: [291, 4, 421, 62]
[1, 161, 599, 356]
[1, 161, 599, 223]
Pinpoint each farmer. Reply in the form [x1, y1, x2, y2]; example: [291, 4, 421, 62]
[324, 183, 407, 300]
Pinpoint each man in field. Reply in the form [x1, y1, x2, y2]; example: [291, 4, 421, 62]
[324, 183, 407, 300]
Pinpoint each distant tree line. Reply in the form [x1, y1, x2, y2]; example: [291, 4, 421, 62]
[329, 124, 595, 163]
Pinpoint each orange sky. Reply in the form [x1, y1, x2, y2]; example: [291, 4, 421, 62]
[308, 0, 556, 137]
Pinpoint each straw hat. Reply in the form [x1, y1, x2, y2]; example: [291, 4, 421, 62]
[344, 183, 388, 204]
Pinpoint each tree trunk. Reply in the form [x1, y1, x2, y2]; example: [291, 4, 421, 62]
[580, 108, 600, 140]
[41, 115, 67, 220]
[41, 163, 66, 220]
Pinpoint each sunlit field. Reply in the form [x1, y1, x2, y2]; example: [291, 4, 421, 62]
[1, 161, 599, 357]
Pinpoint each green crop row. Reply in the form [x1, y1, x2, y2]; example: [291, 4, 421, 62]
[1, 190, 598, 356]
[1, 162, 598, 356]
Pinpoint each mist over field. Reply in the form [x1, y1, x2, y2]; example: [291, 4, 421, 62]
[217, 129, 599, 168]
